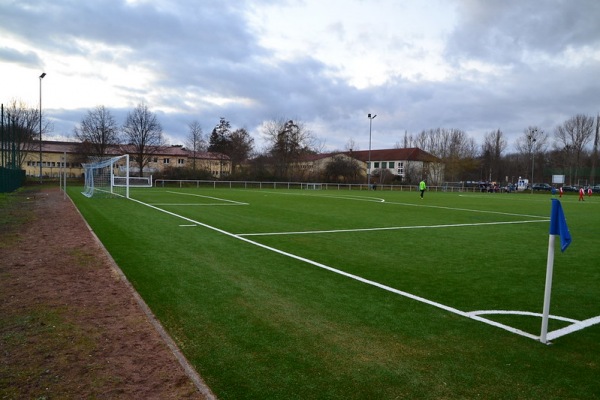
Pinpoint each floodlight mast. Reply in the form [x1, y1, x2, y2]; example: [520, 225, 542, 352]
[529, 129, 538, 193]
[367, 113, 377, 189]
[39, 72, 46, 184]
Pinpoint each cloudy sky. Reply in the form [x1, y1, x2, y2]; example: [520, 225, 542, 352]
[1, 0, 599, 153]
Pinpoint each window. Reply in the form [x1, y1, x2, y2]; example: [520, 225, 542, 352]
[163, 158, 170, 164]
[374, 162, 380, 168]
[153, 157, 158, 163]
[178, 158, 185, 165]
[389, 162, 395, 169]
[381, 162, 387, 169]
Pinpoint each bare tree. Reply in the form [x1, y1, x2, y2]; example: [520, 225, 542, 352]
[74, 105, 120, 158]
[344, 138, 359, 152]
[185, 120, 206, 171]
[591, 114, 599, 184]
[3, 99, 46, 168]
[122, 103, 165, 177]
[263, 118, 317, 180]
[416, 128, 477, 182]
[515, 126, 548, 183]
[229, 128, 254, 175]
[481, 129, 507, 181]
[396, 130, 414, 149]
[553, 115, 594, 185]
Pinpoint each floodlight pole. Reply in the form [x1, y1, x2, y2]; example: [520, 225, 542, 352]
[367, 113, 376, 189]
[39, 72, 46, 184]
[529, 129, 537, 194]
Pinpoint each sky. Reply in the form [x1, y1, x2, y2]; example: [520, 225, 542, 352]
[1, 0, 599, 153]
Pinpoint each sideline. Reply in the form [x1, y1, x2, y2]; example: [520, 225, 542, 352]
[126, 195, 599, 344]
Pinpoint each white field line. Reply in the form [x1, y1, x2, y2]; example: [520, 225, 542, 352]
[384, 201, 548, 219]
[165, 190, 249, 205]
[238, 219, 549, 237]
[151, 203, 246, 206]
[253, 190, 386, 203]
[126, 196, 599, 343]
[546, 315, 600, 341]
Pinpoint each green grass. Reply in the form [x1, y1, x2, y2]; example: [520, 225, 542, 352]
[69, 187, 600, 399]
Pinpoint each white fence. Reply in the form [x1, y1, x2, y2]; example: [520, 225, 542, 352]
[154, 179, 487, 193]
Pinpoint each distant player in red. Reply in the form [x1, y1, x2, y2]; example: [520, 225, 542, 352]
[559, 186, 563, 198]
[579, 187, 585, 201]
[588, 187, 593, 197]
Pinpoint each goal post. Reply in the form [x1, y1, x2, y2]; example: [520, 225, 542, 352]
[82, 154, 130, 198]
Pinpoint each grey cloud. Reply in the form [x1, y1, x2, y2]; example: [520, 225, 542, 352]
[0, 47, 42, 68]
[5, 0, 600, 155]
[446, 0, 600, 64]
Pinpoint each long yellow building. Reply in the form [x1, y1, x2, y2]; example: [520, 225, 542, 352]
[22, 141, 231, 179]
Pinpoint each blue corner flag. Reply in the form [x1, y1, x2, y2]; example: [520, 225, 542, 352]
[549, 199, 572, 252]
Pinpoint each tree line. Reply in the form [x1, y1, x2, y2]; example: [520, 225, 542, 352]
[5, 98, 600, 185]
[395, 114, 600, 186]
[72, 105, 319, 181]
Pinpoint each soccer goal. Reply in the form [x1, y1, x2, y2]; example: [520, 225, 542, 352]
[441, 182, 465, 192]
[302, 183, 323, 190]
[82, 154, 130, 198]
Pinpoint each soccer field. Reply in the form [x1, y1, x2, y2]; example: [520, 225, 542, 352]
[69, 186, 600, 399]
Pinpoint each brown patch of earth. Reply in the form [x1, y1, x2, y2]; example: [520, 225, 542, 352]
[0, 187, 211, 399]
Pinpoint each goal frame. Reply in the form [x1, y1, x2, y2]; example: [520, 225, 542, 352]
[82, 154, 130, 198]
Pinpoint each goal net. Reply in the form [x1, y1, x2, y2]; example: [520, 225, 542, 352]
[82, 154, 130, 198]
[113, 175, 153, 188]
[441, 182, 465, 192]
[302, 183, 323, 190]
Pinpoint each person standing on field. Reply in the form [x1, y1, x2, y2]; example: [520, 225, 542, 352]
[559, 186, 563, 198]
[419, 179, 426, 199]
[579, 187, 585, 201]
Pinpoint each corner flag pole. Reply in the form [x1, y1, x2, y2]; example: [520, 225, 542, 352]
[540, 199, 572, 344]
[540, 234, 555, 344]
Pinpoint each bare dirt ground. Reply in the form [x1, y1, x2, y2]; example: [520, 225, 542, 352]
[1, 187, 211, 399]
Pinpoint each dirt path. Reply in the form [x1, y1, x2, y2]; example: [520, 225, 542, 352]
[0, 187, 212, 399]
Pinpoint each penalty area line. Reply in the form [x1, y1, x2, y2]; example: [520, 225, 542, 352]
[165, 190, 249, 205]
[238, 219, 549, 237]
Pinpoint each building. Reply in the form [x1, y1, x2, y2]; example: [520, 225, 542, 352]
[291, 152, 363, 181]
[293, 147, 443, 184]
[22, 141, 231, 179]
[349, 148, 444, 184]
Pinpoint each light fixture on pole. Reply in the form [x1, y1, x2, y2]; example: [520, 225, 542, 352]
[39, 72, 46, 184]
[367, 113, 376, 189]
